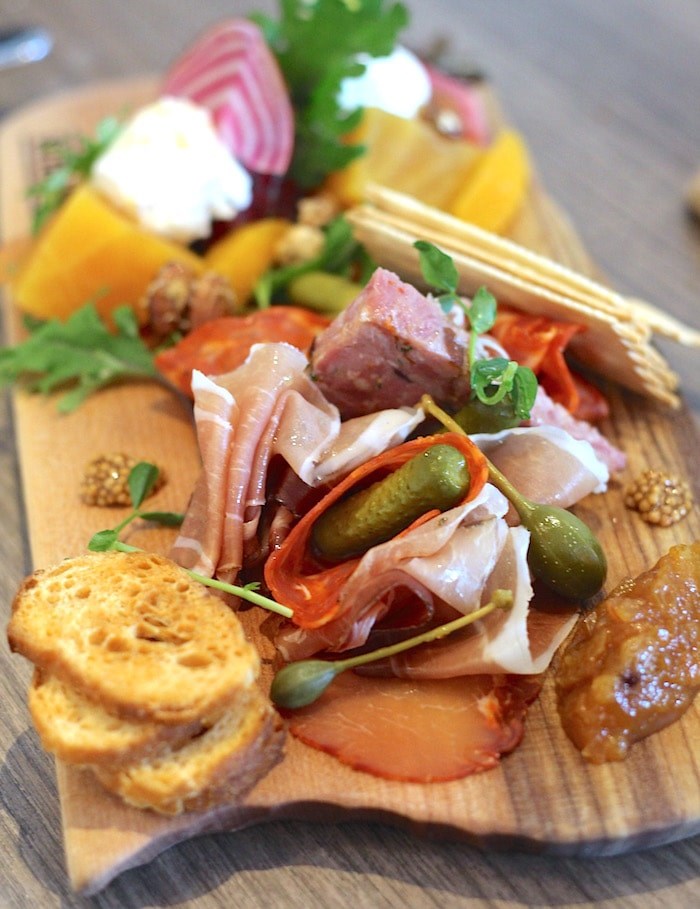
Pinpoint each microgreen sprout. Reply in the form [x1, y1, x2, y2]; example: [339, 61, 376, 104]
[87, 462, 294, 619]
[414, 240, 537, 421]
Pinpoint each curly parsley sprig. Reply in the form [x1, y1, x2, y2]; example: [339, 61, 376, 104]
[88, 462, 294, 619]
[414, 240, 537, 422]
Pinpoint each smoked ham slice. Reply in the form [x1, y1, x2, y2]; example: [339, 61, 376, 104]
[285, 671, 541, 782]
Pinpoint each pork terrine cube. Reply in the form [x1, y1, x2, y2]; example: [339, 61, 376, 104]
[309, 268, 468, 418]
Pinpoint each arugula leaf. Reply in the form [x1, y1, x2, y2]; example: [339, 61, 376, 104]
[0, 303, 158, 412]
[254, 214, 368, 307]
[253, 0, 409, 188]
[27, 116, 123, 234]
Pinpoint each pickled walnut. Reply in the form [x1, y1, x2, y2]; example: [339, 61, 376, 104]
[141, 262, 237, 341]
[555, 542, 700, 763]
[81, 453, 165, 507]
[624, 469, 693, 527]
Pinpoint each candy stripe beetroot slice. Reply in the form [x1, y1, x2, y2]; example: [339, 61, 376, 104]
[163, 19, 294, 176]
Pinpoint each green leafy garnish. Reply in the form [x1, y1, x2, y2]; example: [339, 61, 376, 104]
[26, 116, 123, 234]
[414, 240, 538, 422]
[0, 303, 158, 413]
[253, 0, 409, 188]
[88, 463, 294, 619]
[254, 214, 371, 307]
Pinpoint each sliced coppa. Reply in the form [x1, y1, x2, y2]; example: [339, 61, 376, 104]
[285, 671, 540, 782]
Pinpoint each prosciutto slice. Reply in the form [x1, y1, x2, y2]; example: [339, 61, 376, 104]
[471, 424, 609, 509]
[171, 343, 423, 581]
[387, 526, 578, 679]
[528, 387, 627, 473]
[285, 671, 541, 782]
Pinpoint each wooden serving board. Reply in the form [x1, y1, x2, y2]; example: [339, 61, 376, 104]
[2, 79, 699, 897]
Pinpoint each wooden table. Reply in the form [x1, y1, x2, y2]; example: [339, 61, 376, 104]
[1, 1, 699, 907]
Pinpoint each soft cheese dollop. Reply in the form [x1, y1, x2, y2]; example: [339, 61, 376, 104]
[91, 96, 252, 243]
[337, 46, 432, 119]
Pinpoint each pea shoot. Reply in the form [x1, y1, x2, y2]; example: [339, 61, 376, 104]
[87, 462, 294, 619]
[414, 240, 538, 425]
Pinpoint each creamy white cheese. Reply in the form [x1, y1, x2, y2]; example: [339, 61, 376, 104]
[337, 45, 432, 120]
[91, 96, 252, 243]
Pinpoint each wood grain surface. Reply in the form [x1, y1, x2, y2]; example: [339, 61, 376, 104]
[2, 3, 700, 908]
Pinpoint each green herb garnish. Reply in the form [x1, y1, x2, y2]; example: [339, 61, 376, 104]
[414, 240, 538, 422]
[27, 116, 123, 234]
[0, 303, 158, 413]
[254, 214, 371, 307]
[253, 0, 409, 188]
[88, 462, 294, 619]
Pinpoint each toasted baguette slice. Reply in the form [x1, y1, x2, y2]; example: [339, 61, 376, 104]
[8, 551, 259, 725]
[93, 686, 285, 815]
[28, 669, 204, 766]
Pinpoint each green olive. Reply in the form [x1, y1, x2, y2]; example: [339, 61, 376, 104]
[419, 393, 608, 602]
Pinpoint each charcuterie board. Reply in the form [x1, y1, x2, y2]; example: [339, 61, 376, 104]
[2, 78, 699, 896]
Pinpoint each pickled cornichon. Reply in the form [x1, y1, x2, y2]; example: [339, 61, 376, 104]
[311, 444, 470, 561]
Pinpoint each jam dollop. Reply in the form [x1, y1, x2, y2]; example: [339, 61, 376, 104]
[555, 542, 700, 762]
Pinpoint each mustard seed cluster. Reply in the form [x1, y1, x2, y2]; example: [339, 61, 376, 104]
[624, 469, 693, 527]
[80, 453, 165, 507]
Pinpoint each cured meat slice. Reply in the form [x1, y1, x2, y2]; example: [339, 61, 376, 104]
[471, 424, 609, 508]
[171, 343, 424, 582]
[273, 483, 504, 661]
[154, 307, 330, 398]
[309, 267, 469, 418]
[265, 433, 490, 633]
[528, 387, 627, 473]
[285, 671, 541, 782]
[387, 526, 578, 679]
[171, 343, 338, 580]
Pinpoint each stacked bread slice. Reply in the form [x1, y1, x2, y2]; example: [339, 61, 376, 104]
[7, 550, 285, 815]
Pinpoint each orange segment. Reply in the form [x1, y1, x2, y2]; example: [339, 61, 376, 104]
[204, 217, 291, 306]
[11, 184, 204, 323]
[449, 129, 531, 234]
[325, 107, 483, 210]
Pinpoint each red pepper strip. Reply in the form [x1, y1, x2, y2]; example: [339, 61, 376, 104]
[569, 375, 610, 423]
[491, 309, 582, 413]
[264, 433, 489, 630]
